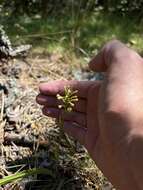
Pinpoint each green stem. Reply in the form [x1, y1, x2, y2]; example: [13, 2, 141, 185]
[59, 116, 75, 153]
[0, 168, 54, 186]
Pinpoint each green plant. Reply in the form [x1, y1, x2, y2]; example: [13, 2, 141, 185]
[0, 168, 54, 186]
[57, 86, 78, 112]
[56, 86, 78, 151]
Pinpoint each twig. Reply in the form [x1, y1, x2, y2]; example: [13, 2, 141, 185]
[0, 90, 5, 121]
[77, 47, 90, 58]
[0, 121, 5, 145]
[56, 178, 65, 190]
[0, 90, 5, 146]
[4, 133, 50, 149]
[22, 30, 72, 38]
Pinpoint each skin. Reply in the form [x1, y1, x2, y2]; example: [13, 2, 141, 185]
[36, 40, 143, 190]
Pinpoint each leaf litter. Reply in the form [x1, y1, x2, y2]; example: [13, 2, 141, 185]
[0, 33, 114, 190]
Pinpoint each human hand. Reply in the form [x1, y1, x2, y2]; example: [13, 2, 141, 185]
[36, 40, 143, 190]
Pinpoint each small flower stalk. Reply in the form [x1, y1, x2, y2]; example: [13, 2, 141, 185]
[57, 86, 78, 113]
[56, 86, 78, 151]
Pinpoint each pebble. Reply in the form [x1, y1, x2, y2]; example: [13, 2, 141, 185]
[73, 69, 105, 81]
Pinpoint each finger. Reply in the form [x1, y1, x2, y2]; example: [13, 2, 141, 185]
[39, 80, 95, 98]
[42, 107, 86, 126]
[89, 50, 107, 72]
[94, 41, 143, 113]
[63, 121, 86, 145]
[89, 40, 128, 72]
[36, 95, 86, 113]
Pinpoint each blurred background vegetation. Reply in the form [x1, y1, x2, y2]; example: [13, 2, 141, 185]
[1, 0, 143, 58]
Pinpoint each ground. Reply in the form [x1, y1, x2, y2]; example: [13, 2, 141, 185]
[0, 51, 114, 190]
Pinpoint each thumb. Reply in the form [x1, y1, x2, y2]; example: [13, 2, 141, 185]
[89, 50, 107, 72]
[88, 40, 126, 72]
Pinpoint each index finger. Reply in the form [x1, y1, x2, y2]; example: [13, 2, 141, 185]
[39, 80, 98, 98]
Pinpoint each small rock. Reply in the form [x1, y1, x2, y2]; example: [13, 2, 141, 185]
[73, 69, 105, 81]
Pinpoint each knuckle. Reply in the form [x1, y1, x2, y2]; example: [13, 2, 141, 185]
[105, 39, 121, 47]
[103, 39, 122, 52]
[103, 40, 141, 63]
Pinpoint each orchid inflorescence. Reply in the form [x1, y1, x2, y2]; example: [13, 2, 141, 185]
[56, 86, 78, 150]
[56, 86, 78, 113]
